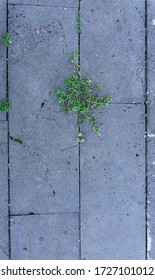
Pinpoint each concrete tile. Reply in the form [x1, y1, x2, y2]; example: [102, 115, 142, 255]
[0, 121, 8, 143]
[8, 5, 79, 214]
[11, 213, 79, 259]
[0, 121, 8, 259]
[8, 0, 78, 7]
[147, 0, 155, 260]
[80, 105, 145, 259]
[147, 139, 155, 260]
[81, 0, 145, 103]
[0, 0, 6, 120]
[147, 0, 155, 123]
[147, 1, 155, 104]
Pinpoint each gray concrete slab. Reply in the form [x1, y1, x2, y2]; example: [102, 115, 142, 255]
[11, 213, 79, 259]
[147, 139, 155, 260]
[8, 5, 79, 214]
[0, 121, 7, 142]
[0, 0, 6, 120]
[80, 0, 145, 103]
[8, 0, 78, 7]
[80, 104, 145, 259]
[0, 121, 8, 259]
[147, 0, 155, 260]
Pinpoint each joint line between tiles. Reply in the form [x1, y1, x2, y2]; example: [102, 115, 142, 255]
[78, 0, 82, 260]
[10, 211, 79, 217]
[144, 0, 148, 260]
[8, 3, 77, 9]
[6, 0, 11, 260]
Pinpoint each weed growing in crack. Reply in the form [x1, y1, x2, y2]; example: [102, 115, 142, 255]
[77, 11, 82, 34]
[0, 99, 11, 112]
[52, 52, 112, 142]
[77, 132, 85, 143]
[0, 33, 12, 113]
[1, 33, 12, 47]
[9, 134, 23, 144]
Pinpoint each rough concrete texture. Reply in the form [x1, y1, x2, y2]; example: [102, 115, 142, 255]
[80, 105, 145, 259]
[0, 0, 6, 120]
[11, 213, 79, 260]
[147, 0, 155, 259]
[0, 0, 154, 260]
[8, 0, 78, 7]
[80, 0, 145, 103]
[0, 121, 8, 259]
[147, 139, 155, 259]
[8, 5, 79, 214]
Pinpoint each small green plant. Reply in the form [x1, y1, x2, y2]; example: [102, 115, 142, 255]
[52, 52, 112, 142]
[9, 134, 23, 144]
[77, 132, 85, 143]
[77, 11, 82, 34]
[71, 51, 78, 64]
[1, 33, 12, 47]
[0, 99, 11, 112]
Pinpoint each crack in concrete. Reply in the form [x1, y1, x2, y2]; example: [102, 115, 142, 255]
[42, 117, 61, 128]
[61, 144, 78, 152]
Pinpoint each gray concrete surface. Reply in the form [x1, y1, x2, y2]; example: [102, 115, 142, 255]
[80, 105, 145, 259]
[147, 0, 155, 260]
[0, 121, 8, 259]
[0, 0, 6, 120]
[8, 4, 79, 214]
[80, 0, 147, 259]
[80, 0, 145, 103]
[0, 0, 154, 260]
[11, 213, 79, 259]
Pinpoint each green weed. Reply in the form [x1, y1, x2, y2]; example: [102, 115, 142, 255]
[77, 11, 82, 34]
[71, 51, 78, 64]
[77, 132, 85, 143]
[52, 52, 112, 142]
[1, 33, 12, 47]
[9, 134, 23, 144]
[0, 99, 11, 112]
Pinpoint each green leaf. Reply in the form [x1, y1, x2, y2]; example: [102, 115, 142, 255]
[77, 132, 85, 143]
[1, 33, 12, 47]
[0, 99, 11, 112]
[9, 134, 23, 144]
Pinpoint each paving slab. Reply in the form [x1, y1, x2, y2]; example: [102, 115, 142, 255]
[0, 0, 6, 120]
[80, 104, 145, 259]
[8, 5, 79, 214]
[0, 121, 7, 142]
[80, 0, 145, 103]
[8, 0, 78, 7]
[147, 139, 155, 260]
[147, 0, 155, 260]
[0, 121, 8, 259]
[11, 213, 79, 259]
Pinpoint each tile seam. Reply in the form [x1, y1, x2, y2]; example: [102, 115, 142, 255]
[145, 0, 148, 260]
[6, 0, 11, 260]
[78, 0, 81, 260]
[108, 103, 143, 105]
[10, 212, 79, 217]
[8, 3, 77, 8]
